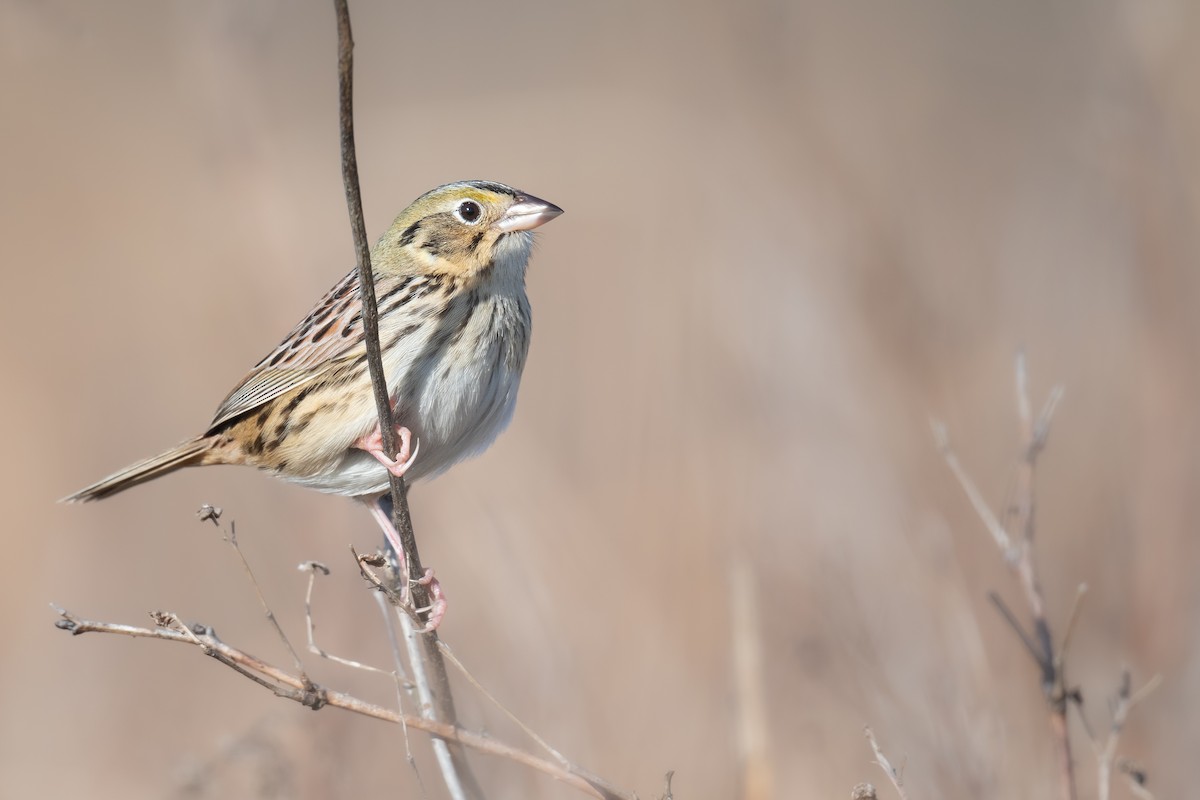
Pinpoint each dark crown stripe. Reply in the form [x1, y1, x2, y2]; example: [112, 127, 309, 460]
[398, 220, 422, 247]
[467, 181, 516, 196]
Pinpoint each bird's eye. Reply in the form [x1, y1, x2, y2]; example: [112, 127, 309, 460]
[455, 200, 482, 224]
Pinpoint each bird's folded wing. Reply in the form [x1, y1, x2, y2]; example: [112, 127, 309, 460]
[207, 269, 367, 429]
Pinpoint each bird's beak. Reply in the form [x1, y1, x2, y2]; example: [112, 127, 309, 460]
[495, 193, 564, 232]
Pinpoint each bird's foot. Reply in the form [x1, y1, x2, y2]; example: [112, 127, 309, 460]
[413, 568, 447, 633]
[355, 424, 419, 478]
[367, 499, 447, 633]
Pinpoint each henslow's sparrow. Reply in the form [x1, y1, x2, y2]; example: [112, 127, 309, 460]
[65, 180, 562, 626]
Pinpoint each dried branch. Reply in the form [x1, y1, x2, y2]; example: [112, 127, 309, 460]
[1094, 671, 1161, 800]
[851, 784, 879, 800]
[52, 605, 633, 800]
[659, 771, 675, 800]
[339, 549, 632, 799]
[1054, 583, 1087, 677]
[931, 420, 1014, 558]
[1118, 758, 1155, 800]
[935, 351, 1074, 800]
[732, 560, 773, 800]
[331, 0, 422, 595]
[300, 560, 397, 678]
[331, 1, 475, 795]
[210, 510, 308, 679]
[438, 642, 571, 767]
[863, 727, 912, 800]
[987, 591, 1045, 667]
[436, 642, 635, 800]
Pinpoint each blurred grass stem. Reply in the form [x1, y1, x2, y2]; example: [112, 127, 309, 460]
[936, 352, 1074, 800]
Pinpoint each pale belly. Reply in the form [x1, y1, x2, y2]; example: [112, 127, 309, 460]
[278, 295, 529, 497]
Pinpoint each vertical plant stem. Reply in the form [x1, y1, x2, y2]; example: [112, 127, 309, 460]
[331, 0, 423, 587]
[331, 2, 480, 796]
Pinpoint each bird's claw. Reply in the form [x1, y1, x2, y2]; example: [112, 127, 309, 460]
[413, 568, 446, 633]
[356, 424, 420, 478]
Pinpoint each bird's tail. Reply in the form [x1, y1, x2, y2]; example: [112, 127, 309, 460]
[61, 437, 215, 503]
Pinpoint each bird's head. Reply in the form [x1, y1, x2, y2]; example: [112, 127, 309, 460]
[375, 180, 562, 282]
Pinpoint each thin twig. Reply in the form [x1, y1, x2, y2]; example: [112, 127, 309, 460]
[213, 517, 308, 679]
[931, 420, 1015, 558]
[659, 771, 675, 800]
[398, 607, 474, 800]
[200, 510, 312, 690]
[52, 605, 634, 800]
[438, 642, 571, 768]
[1031, 386, 1065, 458]
[331, 0, 398, 482]
[1054, 584, 1087, 678]
[1015, 350, 1033, 428]
[1127, 675, 1163, 709]
[1118, 759, 1155, 800]
[936, 353, 1075, 800]
[435, 641, 634, 798]
[300, 567, 628, 800]
[331, 2, 476, 795]
[1095, 672, 1161, 800]
[1010, 354, 1074, 800]
[331, 0, 422, 591]
[732, 559, 772, 800]
[353, 548, 474, 795]
[372, 590, 427, 792]
[352, 546, 420, 623]
[986, 592, 1045, 668]
[863, 727, 912, 800]
[299, 561, 397, 678]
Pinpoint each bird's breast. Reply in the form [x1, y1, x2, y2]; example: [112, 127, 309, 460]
[394, 290, 531, 481]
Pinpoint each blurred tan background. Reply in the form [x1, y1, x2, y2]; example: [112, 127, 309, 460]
[3, 1, 1198, 798]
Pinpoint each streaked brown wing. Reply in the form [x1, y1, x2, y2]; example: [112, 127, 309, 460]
[207, 269, 367, 430]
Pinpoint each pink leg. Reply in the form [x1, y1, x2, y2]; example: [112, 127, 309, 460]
[366, 499, 447, 634]
[367, 499, 408, 572]
[355, 424, 419, 478]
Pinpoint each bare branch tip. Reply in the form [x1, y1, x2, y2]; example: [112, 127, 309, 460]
[852, 784, 879, 800]
[1015, 349, 1032, 419]
[929, 417, 949, 449]
[299, 560, 331, 575]
[1118, 758, 1149, 785]
[863, 726, 910, 800]
[657, 770, 674, 800]
[196, 504, 223, 525]
[1118, 669, 1132, 700]
[1046, 383, 1065, 406]
[52, 604, 80, 633]
[1129, 674, 1163, 708]
[1032, 385, 1065, 444]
